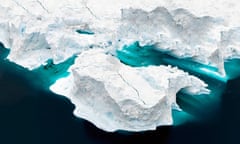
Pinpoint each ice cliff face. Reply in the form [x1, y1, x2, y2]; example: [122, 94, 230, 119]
[0, 0, 240, 132]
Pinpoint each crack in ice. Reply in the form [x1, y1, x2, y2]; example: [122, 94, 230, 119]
[82, 0, 99, 19]
[117, 72, 146, 105]
[12, 0, 31, 15]
[36, 0, 49, 14]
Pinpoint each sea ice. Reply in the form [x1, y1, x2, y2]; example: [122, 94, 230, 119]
[50, 49, 209, 132]
[0, 0, 240, 132]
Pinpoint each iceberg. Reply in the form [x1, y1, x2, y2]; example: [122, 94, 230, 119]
[0, 0, 240, 132]
[50, 49, 209, 132]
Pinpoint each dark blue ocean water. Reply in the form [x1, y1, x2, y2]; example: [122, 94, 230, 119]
[0, 44, 240, 144]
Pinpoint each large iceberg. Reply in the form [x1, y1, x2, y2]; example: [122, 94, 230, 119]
[0, 0, 240, 132]
[50, 49, 209, 131]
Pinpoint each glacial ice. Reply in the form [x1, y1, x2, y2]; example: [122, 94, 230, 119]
[50, 49, 209, 132]
[0, 0, 240, 132]
[1, 0, 240, 73]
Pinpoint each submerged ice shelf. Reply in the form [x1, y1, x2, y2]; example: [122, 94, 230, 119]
[1, 0, 240, 132]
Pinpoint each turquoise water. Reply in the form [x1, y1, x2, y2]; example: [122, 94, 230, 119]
[0, 43, 9, 59]
[32, 56, 77, 90]
[224, 58, 240, 79]
[76, 29, 95, 35]
[117, 42, 231, 81]
[117, 42, 164, 66]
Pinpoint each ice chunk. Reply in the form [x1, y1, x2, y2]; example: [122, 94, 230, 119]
[50, 49, 209, 132]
